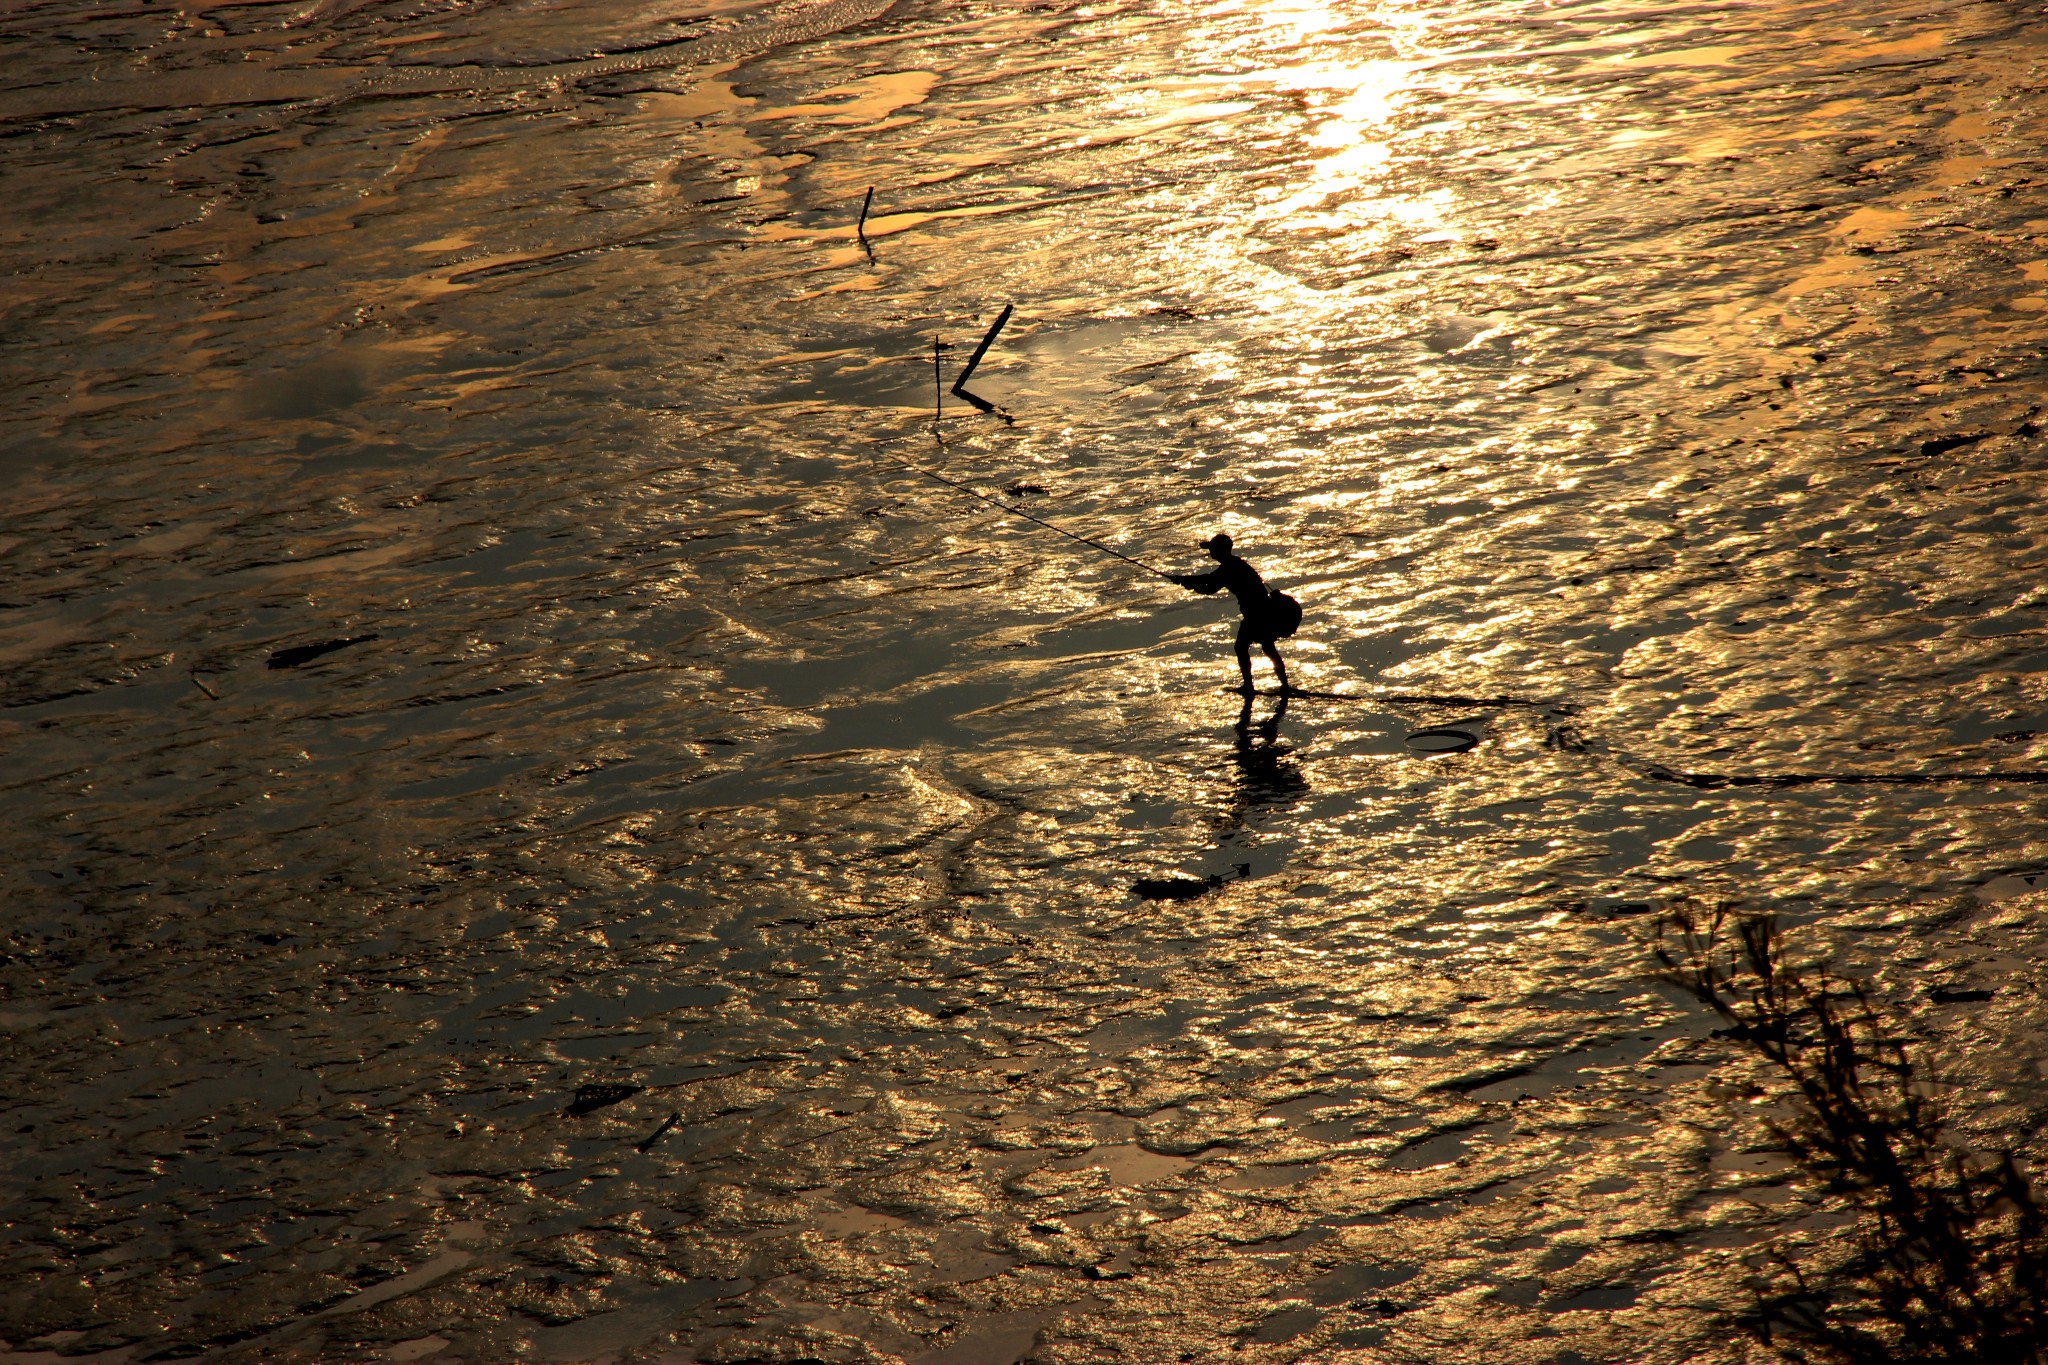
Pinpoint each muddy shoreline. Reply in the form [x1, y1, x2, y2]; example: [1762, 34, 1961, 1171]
[5, 0, 2048, 1361]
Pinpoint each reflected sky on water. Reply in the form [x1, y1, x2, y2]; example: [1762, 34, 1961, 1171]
[4, 0, 2048, 1360]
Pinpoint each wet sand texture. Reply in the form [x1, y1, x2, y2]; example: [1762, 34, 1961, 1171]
[5, 0, 2048, 1361]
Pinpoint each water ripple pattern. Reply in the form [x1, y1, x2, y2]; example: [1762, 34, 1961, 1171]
[4, 0, 2048, 1361]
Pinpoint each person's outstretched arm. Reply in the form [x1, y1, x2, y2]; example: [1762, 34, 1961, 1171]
[1171, 568, 1225, 593]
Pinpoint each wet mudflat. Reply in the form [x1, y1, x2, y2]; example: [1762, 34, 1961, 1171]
[4, 0, 2048, 1361]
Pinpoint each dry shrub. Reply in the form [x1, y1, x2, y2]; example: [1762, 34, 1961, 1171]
[1652, 903, 2048, 1363]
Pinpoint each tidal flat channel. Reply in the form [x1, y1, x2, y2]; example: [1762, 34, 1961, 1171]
[4, 0, 2048, 1362]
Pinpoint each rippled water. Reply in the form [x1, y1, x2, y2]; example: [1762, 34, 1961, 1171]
[7, 0, 2048, 1360]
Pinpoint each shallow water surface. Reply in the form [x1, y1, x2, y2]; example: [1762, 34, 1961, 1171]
[5, 0, 2048, 1361]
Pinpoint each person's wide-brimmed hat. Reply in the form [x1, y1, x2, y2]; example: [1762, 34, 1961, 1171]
[1202, 533, 1233, 552]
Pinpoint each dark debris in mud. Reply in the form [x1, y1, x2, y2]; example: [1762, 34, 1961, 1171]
[1130, 875, 1220, 901]
[266, 634, 380, 670]
[564, 1082, 643, 1117]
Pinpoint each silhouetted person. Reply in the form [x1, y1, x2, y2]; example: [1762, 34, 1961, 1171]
[1170, 533, 1293, 695]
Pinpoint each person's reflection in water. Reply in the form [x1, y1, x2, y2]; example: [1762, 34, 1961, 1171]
[1229, 693, 1309, 822]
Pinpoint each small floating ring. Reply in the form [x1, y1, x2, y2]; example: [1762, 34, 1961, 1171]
[1406, 727, 1479, 755]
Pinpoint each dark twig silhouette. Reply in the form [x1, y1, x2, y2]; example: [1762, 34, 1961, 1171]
[857, 185, 875, 263]
[1652, 904, 2048, 1363]
[636, 1111, 681, 1153]
[952, 304, 1010, 390]
[951, 304, 1012, 416]
[1645, 765, 2048, 790]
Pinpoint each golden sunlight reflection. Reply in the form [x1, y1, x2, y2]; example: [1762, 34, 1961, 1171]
[17, 0, 2048, 1356]
[1139, 0, 1460, 319]
[1253, 59, 1415, 230]
[1187, 0, 1429, 234]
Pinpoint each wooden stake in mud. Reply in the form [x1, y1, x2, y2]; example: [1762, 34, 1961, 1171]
[947, 305, 1014, 418]
[952, 303, 1012, 393]
[636, 1112, 681, 1154]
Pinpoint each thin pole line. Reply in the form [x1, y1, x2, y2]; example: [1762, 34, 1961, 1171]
[875, 443, 1173, 580]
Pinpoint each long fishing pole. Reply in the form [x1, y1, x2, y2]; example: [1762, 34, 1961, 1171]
[874, 442, 1175, 581]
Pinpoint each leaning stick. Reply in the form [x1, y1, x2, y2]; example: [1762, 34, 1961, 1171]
[951, 304, 1013, 394]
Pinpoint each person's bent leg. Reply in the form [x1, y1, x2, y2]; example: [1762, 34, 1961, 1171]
[1262, 641, 1291, 693]
[1233, 625, 1256, 693]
